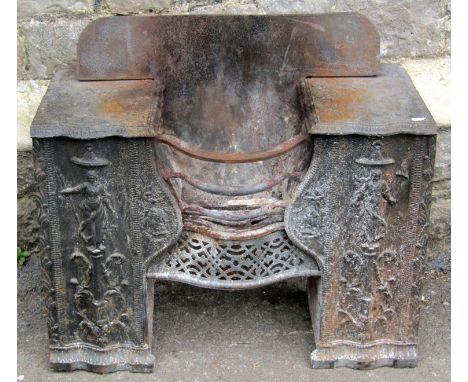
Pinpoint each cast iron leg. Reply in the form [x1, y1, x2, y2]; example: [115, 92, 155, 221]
[34, 138, 181, 373]
[287, 136, 435, 369]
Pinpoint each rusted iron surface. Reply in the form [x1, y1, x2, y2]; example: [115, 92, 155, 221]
[31, 13, 438, 374]
[181, 203, 285, 222]
[33, 138, 182, 373]
[175, 199, 288, 240]
[162, 171, 304, 196]
[302, 64, 437, 136]
[161, 163, 301, 239]
[285, 135, 436, 368]
[77, 14, 380, 81]
[155, 133, 311, 163]
[183, 221, 286, 241]
[31, 68, 162, 139]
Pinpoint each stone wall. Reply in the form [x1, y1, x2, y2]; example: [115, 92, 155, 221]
[17, 1, 451, 273]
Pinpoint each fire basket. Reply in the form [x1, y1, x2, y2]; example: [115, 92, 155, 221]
[31, 14, 436, 372]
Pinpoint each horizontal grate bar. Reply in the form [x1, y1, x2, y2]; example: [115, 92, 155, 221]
[162, 171, 304, 196]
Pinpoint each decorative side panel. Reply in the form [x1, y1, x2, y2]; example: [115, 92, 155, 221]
[285, 137, 339, 268]
[126, 139, 182, 345]
[330, 137, 406, 344]
[131, 140, 182, 266]
[54, 139, 136, 347]
[286, 137, 344, 347]
[286, 135, 435, 368]
[33, 137, 172, 372]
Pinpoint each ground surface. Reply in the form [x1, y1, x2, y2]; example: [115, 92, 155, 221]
[17, 266, 450, 382]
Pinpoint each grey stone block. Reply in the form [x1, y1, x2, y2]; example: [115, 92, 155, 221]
[345, 0, 450, 58]
[257, 0, 451, 58]
[17, 80, 50, 151]
[433, 127, 451, 199]
[106, 0, 173, 14]
[21, 17, 92, 79]
[17, 0, 91, 19]
[256, 0, 338, 13]
[429, 198, 450, 242]
[184, 1, 260, 14]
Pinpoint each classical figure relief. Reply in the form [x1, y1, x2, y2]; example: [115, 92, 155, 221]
[351, 168, 396, 250]
[59, 145, 116, 256]
[336, 140, 401, 340]
[352, 140, 396, 251]
[54, 144, 133, 346]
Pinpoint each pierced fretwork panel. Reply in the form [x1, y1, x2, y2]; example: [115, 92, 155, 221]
[147, 231, 320, 289]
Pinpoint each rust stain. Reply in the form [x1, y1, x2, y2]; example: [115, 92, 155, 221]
[313, 81, 371, 124]
[77, 14, 380, 80]
[155, 133, 311, 163]
[100, 98, 127, 117]
[97, 88, 155, 128]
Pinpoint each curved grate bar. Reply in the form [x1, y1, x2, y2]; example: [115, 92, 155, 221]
[155, 133, 311, 163]
[162, 171, 305, 196]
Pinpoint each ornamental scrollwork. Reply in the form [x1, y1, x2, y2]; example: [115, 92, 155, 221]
[337, 249, 400, 340]
[294, 182, 327, 239]
[32, 141, 60, 344]
[337, 139, 400, 340]
[58, 145, 134, 347]
[69, 249, 132, 346]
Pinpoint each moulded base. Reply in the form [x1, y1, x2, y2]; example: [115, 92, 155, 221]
[310, 342, 417, 369]
[49, 344, 154, 373]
